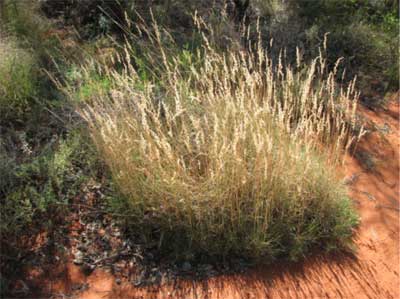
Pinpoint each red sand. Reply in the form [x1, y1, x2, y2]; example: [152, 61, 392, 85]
[21, 98, 400, 299]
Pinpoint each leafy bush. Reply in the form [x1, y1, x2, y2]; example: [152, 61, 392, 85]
[0, 130, 96, 239]
[40, 0, 224, 39]
[325, 22, 398, 91]
[0, 127, 100, 296]
[301, 0, 398, 90]
[68, 23, 363, 262]
[251, 0, 399, 101]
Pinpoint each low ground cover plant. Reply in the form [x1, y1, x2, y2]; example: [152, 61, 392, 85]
[67, 21, 364, 262]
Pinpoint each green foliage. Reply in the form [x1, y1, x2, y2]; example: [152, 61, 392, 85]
[0, 129, 98, 239]
[1, 0, 52, 49]
[0, 1, 65, 125]
[77, 74, 112, 103]
[0, 126, 101, 297]
[252, 0, 399, 100]
[0, 3, 103, 296]
[297, 0, 399, 91]
[0, 39, 38, 124]
[0, 0, 96, 240]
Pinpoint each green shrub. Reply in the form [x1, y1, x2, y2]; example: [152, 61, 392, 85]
[298, 0, 399, 91]
[0, 128, 100, 296]
[0, 129, 98, 239]
[251, 0, 399, 100]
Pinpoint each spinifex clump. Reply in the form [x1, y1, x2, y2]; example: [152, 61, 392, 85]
[70, 22, 363, 262]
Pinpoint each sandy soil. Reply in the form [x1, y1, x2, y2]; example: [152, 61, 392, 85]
[16, 98, 400, 299]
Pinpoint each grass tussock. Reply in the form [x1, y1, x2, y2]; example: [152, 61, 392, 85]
[0, 37, 38, 122]
[67, 22, 363, 262]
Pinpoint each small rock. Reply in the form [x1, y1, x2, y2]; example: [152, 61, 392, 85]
[73, 251, 84, 265]
[343, 173, 360, 185]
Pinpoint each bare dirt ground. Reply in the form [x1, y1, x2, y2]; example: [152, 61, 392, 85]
[13, 97, 399, 299]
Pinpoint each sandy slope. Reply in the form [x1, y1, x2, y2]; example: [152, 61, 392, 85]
[20, 99, 400, 299]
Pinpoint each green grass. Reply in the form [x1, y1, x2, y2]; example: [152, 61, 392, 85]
[0, 38, 38, 123]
